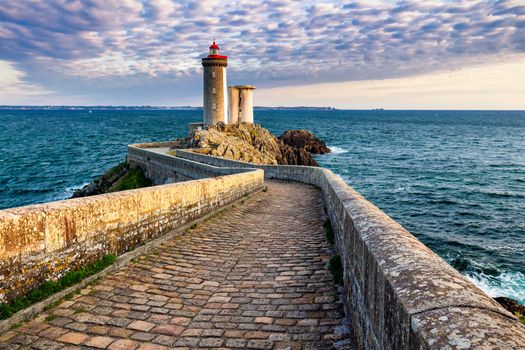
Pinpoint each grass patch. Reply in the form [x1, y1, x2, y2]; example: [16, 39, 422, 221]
[328, 255, 343, 285]
[323, 219, 335, 245]
[0, 254, 115, 320]
[105, 162, 127, 179]
[516, 312, 525, 324]
[108, 167, 152, 192]
[73, 307, 86, 314]
[189, 223, 198, 230]
[43, 300, 61, 312]
[44, 314, 57, 322]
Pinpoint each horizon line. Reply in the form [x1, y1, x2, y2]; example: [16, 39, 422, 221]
[1, 105, 525, 112]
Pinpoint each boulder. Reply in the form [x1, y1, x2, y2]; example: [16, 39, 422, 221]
[278, 142, 319, 166]
[495, 297, 525, 323]
[278, 130, 331, 154]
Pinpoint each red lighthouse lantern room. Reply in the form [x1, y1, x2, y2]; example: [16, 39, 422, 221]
[208, 41, 227, 59]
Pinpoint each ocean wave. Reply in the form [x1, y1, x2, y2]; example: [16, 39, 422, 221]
[478, 189, 524, 199]
[64, 182, 89, 195]
[466, 270, 525, 305]
[328, 146, 349, 154]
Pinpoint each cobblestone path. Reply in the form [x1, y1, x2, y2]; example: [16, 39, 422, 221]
[1, 181, 352, 350]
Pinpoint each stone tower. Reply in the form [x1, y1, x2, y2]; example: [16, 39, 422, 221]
[228, 86, 256, 123]
[202, 41, 228, 125]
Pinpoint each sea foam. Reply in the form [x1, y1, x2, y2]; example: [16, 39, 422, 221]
[328, 146, 348, 154]
[466, 270, 525, 305]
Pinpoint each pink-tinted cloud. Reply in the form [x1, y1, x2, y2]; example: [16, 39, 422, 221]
[0, 0, 523, 104]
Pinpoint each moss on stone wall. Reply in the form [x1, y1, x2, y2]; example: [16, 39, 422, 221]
[108, 167, 152, 192]
[0, 254, 115, 320]
[328, 255, 343, 285]
[324, 218, 335, 245]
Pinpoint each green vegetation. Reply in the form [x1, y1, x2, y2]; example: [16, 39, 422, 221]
[105, 162, 127, 179]
[73, 306, 86, 314]
[328, 255, 343, 284]
[0, 254, 115, 320]
[44, 314, 57, 322]
[190, 223, 198, 229]
[108, 167, 152, 192]
[515, 311, 525, 324]
[323, 219, 335, 245]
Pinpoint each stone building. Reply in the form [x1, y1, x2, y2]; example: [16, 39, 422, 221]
[190, 41, 256, 135]
[228, 85, 256, 123]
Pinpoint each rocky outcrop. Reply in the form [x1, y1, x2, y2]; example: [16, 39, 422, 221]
[279, 130, 331, 154]
[72, 163, 129, 198]
[186, 122, 330, 166]
[72, 162, 151, 198]
[495, 297, 525, 324]
[190, 122, 281, 165]
[278, 143, 319, 166]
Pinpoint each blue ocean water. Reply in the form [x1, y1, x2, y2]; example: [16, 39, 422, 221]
[0, 109, 524, 304]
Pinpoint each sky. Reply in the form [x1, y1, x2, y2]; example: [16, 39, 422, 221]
[0, 0, 524, 109]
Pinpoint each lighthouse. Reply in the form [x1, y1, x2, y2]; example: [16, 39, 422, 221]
[189, 41, 257, 136]
[201, 41, 228, 125]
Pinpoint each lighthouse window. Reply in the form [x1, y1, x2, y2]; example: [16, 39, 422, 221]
[212, 72, 216, 78]
[213, 103, 216, 110]
[213, 87, 216, 94]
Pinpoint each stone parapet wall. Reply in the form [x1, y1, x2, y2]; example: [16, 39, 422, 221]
[174, 149, 525, 349]
[0, 155, 263, 303]
[131, 140, 181, 149]
[128, 144, 258, 184]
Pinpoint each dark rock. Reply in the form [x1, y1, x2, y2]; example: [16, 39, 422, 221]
[72, 162, 129, 198]
[279, 130, 331, 154]
[277, 142, 319, 166]
[495, 297, 525, 321]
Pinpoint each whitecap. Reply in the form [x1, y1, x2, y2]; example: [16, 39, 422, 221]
[328, 146, 349, 154]
[465, 270, 525, 305]
[63, 182, 90, 195]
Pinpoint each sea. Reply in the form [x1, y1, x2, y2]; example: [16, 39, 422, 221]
[0, 109, 524, 304]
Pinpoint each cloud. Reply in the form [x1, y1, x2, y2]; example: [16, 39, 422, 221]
[0, 0, 524, 105]
[0, 60, 55, 104]
[256, 55, 525, 110]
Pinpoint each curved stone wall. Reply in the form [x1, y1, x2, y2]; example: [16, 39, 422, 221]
[0, 151, 263, 303]
[127, 143, 258, 184]
[174, 149, 525, 349]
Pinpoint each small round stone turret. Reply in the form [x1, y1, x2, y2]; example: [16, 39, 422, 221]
[202, 41, 228, 125]
[229, 85, 256, 123]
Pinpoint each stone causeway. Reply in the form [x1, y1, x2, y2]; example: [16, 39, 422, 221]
[0, 181, 352, 350]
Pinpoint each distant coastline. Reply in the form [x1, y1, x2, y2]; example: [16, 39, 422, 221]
[0, 105, 337, 111]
